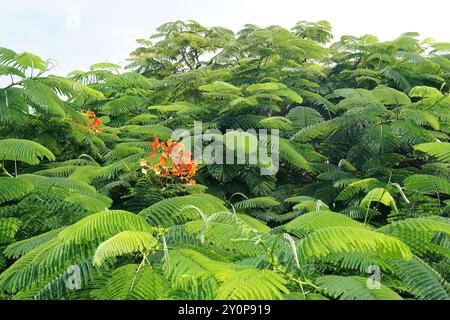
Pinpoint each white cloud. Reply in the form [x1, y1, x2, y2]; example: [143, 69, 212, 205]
[1, 0, 448, 75]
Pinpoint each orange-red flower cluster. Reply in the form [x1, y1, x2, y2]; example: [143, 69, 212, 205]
[85, 109, 103, 133]
[140, 135, 198, 184]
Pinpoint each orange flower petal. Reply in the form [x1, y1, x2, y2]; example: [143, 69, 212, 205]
[159, 155, 168, 165]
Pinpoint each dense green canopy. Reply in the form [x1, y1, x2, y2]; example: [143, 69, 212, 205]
[0, 20, 449, 300]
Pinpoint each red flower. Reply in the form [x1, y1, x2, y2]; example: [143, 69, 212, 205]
[141, 136, 198, 184]
[171, 164, 183, 177]
[86, 109, 95, 119]
[92, 117, 102, 126]
[149, 135, 159, 150]
[159, 155, 168, 165]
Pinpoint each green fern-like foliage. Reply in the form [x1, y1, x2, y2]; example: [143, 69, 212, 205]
[93, 231, 158, 266]
[0, 139, 55, 165]
[277, 138, 318, 173]
[0, 210, 152, 294]
[414, 143, 450, 163]
[1, 20, 449, 301]
[297, 226, 412, 261]
[138, 194, 228, 227]
[215, 269, 289, 300]
[165, 248, 235, 284]
[335, 178, 380, 201]
[316, 276, 403, 300]
[0, 218, 20, 245]
[388, 256, 450, 300]
[284, 211, 367, 237]
[404, 174, 450, 195]
[377, 217, 450, 256]
[93, 264, 168, 300]
[0, 177, 34, 204]
[3, 228, 61, 259]
[64, 194, 112, 213]
[234, 197, 281, 210]
[58, 210, 153, 244]
[360, 188, 398, 213]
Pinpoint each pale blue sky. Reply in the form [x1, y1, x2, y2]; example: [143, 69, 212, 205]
[1, 0, 449, 75]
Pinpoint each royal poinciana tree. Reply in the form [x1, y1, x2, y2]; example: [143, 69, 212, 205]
[0, 20, 449, 300]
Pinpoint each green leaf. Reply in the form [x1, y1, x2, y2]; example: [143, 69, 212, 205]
[400, 108, 440, 130]
[0, 218, 21, 245]
[90, 62, 121, 71]
[409, 86, 442, 98]
[93, 264, 168, 300]
[4, 228, 61, 259]
[336, 178, 380, 201]
[373, 85, 411, 105]
[93, 231, 158, 266]
[15, 52, 46, 71]
[316, 276, 403, 300]
[378, 217, 450, 256]
[59, 210, 153, 244]
[138, 194, 228, 227]
[0, 66, 25, 78]
[414, 143, 450, 163]
[360, 188, 398, 212]
[404, 174, 450, 195]
[103, 96, 146, 116]
[22, 79, 66, 116]
[278, 138, 317, 173]
[235, 197, 281, 210]
[388, 256, 450, 300]
[0, 139, 55, 165]
[64, 194, 112, 213]
[284, 211, 366, 237]
[215, 269, 289, 300]
[298, 227, 412, 261]
[287, 107, 324, 130]
[0, 177, 34, 204]
[165, 249, 235, 284]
